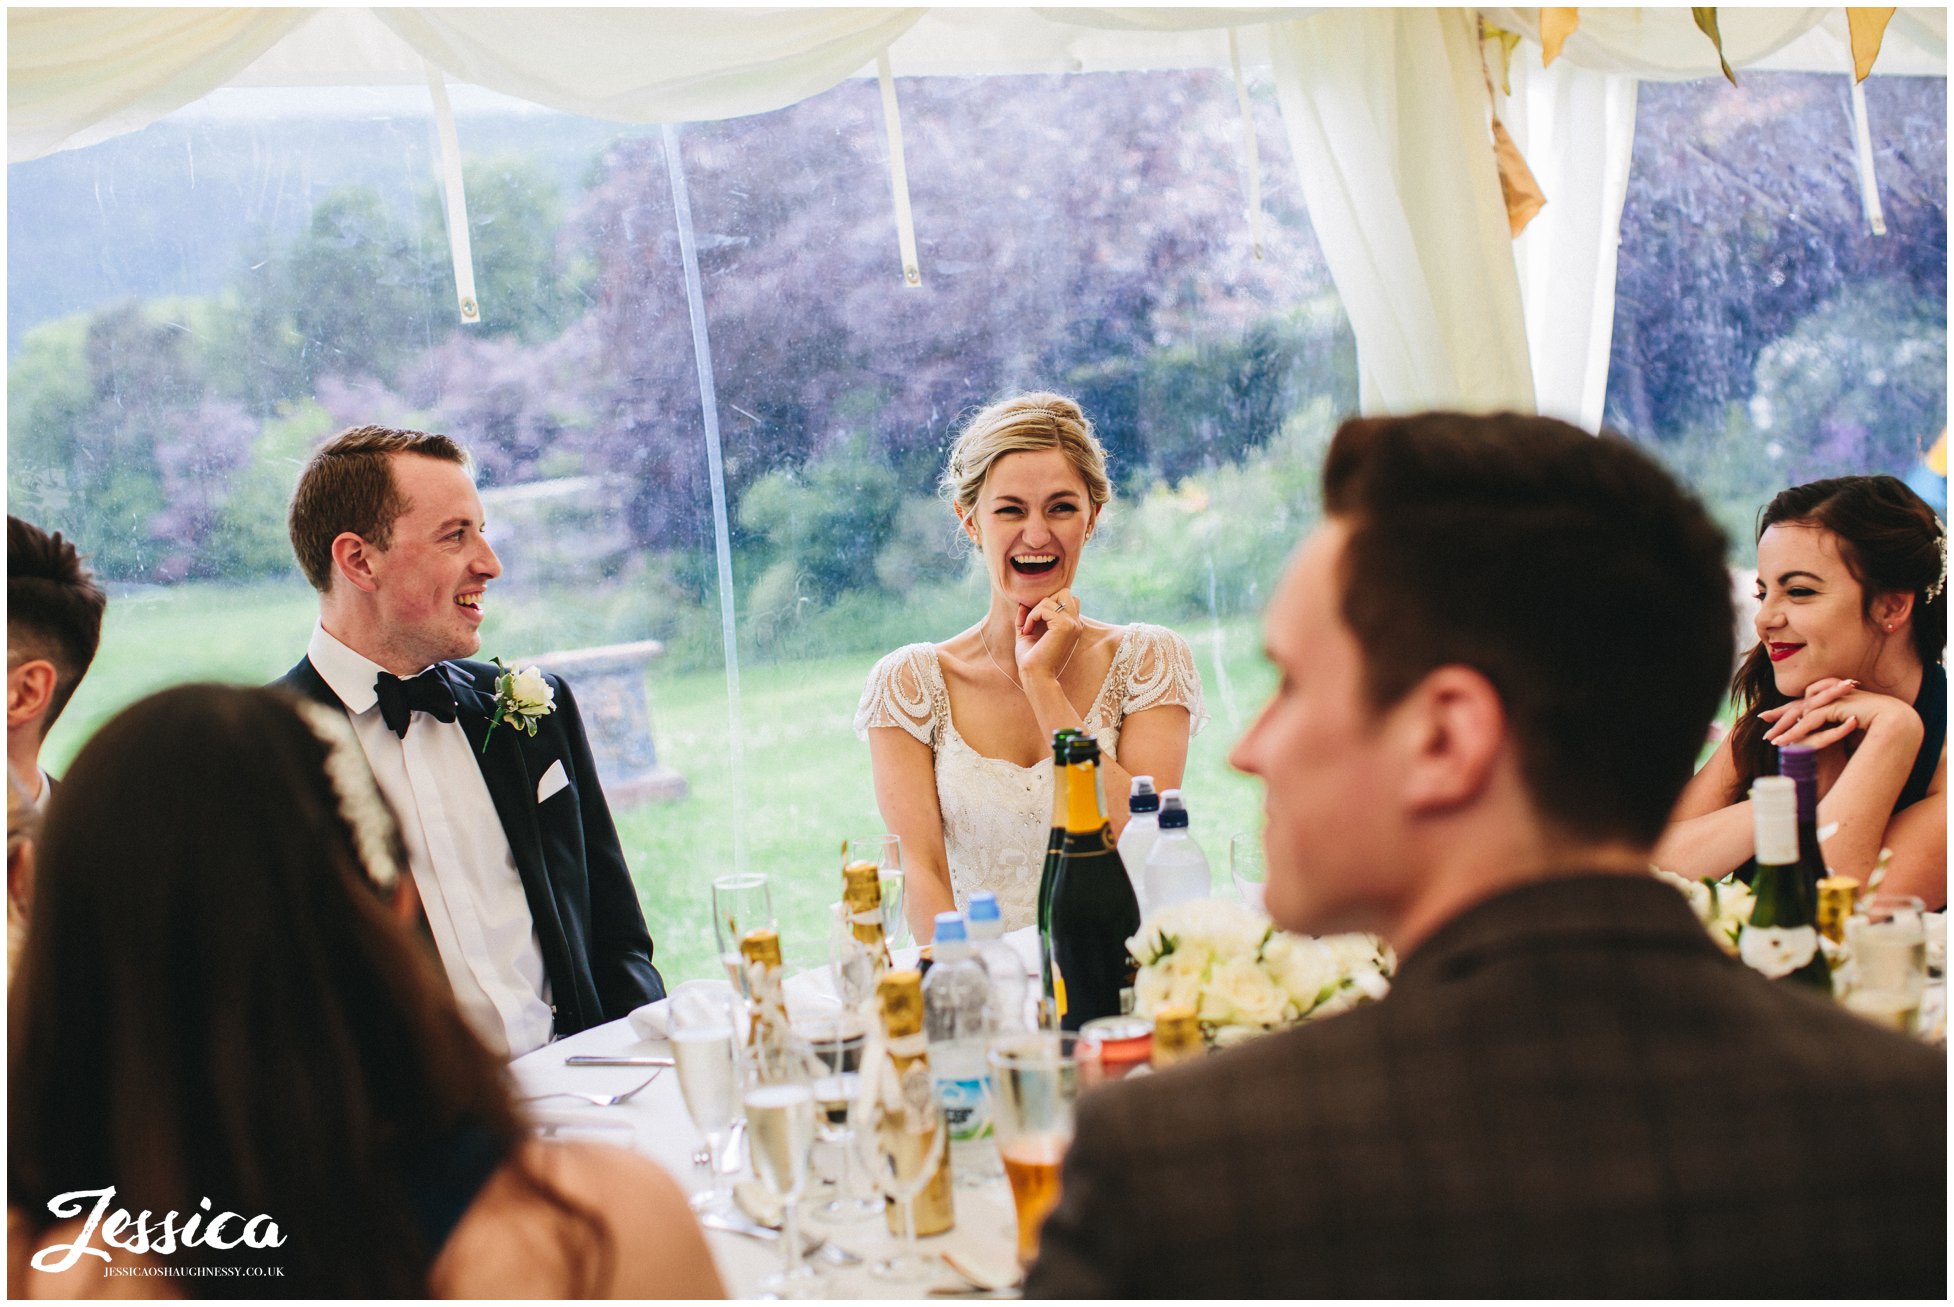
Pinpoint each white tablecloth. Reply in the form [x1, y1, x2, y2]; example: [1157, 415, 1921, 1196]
[509, 942, 1033, 1298]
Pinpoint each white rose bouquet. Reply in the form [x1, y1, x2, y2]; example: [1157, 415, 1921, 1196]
[1653, 867, 1754, 956]
[482, 657, 557, 752]
[1127, 898, 1393, 1049]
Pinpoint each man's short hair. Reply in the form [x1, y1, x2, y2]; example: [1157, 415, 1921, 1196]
[1321, 412, 1733, 846]
[287, 426, 469, 592]
[7, 516, 108, 734]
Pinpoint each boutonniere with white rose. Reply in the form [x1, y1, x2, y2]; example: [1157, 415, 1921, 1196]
[1127, 898, 1394, 1049]
[481, 657, 556, 753]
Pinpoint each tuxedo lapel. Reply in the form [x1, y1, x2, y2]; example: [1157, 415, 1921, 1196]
[278, 657, 346, 711]
[446, 667, 575, 959]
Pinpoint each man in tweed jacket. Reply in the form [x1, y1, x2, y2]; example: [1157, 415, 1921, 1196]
[1027, 413, 1945, 1298]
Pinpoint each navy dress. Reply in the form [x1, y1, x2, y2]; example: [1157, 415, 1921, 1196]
[1896, 662, 1946, 812]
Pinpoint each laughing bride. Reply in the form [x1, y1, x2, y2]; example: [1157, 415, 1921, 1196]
[855, 392, 1206, 939]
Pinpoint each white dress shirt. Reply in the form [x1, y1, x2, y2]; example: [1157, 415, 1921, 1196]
[308, 625, 555, 1057]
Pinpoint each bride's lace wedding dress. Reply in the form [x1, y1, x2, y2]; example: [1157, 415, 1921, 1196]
[854, 623, 1206, 932]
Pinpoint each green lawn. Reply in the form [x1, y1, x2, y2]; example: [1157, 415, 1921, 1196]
[47, 582, 1276, 987]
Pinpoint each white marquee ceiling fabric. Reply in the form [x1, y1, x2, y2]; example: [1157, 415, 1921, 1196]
[7, 6, 1945, 420]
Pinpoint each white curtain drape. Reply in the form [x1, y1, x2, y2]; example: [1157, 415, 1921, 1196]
[1271, 8, 1535, 415]
[1504, 58, 1638, 432]
[8, 7, 313, 161]
[371, 8, 925, 125]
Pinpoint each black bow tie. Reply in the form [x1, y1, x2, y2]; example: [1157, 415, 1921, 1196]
[374, 668, 458, 738]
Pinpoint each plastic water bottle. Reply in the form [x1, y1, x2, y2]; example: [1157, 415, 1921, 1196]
[1117, 775, 1162, 918]
[1143, 789, 1210, 912]
[966, 891, 1029, 1032]
[923, 911, 998, 1182]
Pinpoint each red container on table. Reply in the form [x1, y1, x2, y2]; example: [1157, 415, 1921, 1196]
[1078, 1015, 1153, 1084]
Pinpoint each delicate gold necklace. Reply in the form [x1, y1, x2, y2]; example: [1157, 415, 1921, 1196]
[981, 621, 1078, 692]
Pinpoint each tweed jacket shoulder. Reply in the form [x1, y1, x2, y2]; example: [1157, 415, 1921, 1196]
[1026, 875, 1946, 1299]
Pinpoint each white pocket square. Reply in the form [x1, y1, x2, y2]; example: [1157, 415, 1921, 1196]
[536, 759, 570, 804]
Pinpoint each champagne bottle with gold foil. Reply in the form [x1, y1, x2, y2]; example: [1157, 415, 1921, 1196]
[842, 860, 895, 974]
[740, 928, 795, 1077]
[1149, 1004, 1204, 1069]
[1048, 735, 1141, 1030]
[870, 969, 954, 1236]
[1035, 729, 1079, 1028]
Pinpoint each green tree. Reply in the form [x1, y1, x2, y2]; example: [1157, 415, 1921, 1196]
[285, 187, 447, 386]
[423, 157, 582, 344]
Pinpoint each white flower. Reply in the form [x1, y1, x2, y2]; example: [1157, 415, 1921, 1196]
[482, 657, 557, 752]
[1203, 955, 1289, 1027]
[1262, 933, 1337, 1011]
[507, 665, 555, 714]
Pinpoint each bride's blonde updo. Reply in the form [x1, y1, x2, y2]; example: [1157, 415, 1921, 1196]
[942, 392, 1113, 516]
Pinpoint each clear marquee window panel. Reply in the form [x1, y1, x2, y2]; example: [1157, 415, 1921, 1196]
[8, 69, 1942, 983]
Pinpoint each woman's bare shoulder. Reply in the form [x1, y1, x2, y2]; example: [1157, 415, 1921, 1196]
[432, 1140, 723, 1299]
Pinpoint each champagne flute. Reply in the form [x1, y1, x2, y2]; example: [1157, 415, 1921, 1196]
[670, 987, 741, 1218]
[849, 833, 909, 950]
[801, 1008, 879, 1222]
[744, 1051, 824, 1299]
[711, 872, 774, 995]
[859, 1041, 945, 1282]
[1229, 834, 1267, 914]
[989, 1032, 1083, 1267]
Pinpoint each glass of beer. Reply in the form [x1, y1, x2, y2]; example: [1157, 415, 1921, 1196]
[987, 1033, 1083, 1265]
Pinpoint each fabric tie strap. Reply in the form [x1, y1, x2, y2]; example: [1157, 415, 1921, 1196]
[375, 668, 458, 738]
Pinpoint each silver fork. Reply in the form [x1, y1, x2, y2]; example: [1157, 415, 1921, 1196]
[521, 1071, 660, 1108]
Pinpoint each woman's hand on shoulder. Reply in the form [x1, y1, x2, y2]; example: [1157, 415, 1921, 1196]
[1015, 588, 1086, 684]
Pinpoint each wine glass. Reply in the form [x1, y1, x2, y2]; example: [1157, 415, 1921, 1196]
[989, 1032, 1083, 1267]
[800, 1008, 879, 1222]
[1842, 893, 1929, 1033]
[858, 1033, 945, 1282]
[1229, 834, 1267, 914]
[743, 1048, 824, 1298]
[711, 872, 774, 995]
[670, 987, 741, 1219]
[849, 833, 908, 949]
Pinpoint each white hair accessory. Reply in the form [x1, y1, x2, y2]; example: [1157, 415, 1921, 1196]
[1926, 518, 1947, 604]
[292, 699, 402, 891]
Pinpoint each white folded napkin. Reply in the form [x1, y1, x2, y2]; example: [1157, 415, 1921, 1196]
[627, 977, 736, 1041]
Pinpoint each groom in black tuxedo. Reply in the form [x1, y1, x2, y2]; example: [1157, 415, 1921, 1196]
[275, 425, 661, 1056]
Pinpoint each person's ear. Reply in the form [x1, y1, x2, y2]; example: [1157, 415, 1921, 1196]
[956, 507, 980, 548]
[1871, 590, 1915, 634]
[1397, 665, 1507, 815]
[331, 532, 382, 595]
[6, 660, 58, 731]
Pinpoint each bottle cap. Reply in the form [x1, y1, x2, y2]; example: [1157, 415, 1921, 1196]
[1157, 788, 1189, 829]
[738, 927, 783, 969]
[1748, 776, 1797, 866]
[1129, 775, 1159, 812]
[1815, 876, 1861, 943]
[967, 892, 1002, 924]
[1066, 734, 1100, 764]
[877, 969, 924, 1037]
[1777, 742, 1818, 816]
[933, 911, 968, 943]
[842, 859, 881, 901]
[1151, 1004, 1202, 1058]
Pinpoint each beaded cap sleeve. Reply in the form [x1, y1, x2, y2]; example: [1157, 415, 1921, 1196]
[853, 643, 943, 746]
[1098, 623, 1208, 737]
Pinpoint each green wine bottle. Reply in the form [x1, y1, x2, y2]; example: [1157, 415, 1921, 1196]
[1738, 775, 1831, 991]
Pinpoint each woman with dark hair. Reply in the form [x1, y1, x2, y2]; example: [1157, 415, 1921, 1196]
[1659, 476, 1946, 907]
[6, 684, 723, 1298]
